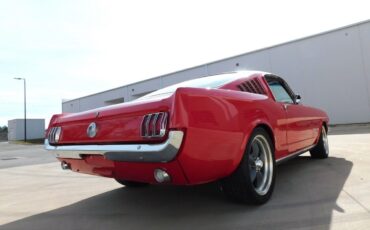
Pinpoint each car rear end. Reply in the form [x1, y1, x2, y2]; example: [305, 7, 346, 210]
[45, 72, 265, 185]
[45, 95, 189, 185]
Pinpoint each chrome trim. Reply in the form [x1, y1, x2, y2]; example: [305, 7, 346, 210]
[54, 127, 61, 143]
[51, 127, 57, 143]
[86, 122, 97, 138]
[144, 114, 152, 136]
[48, 127, 61, 144]
[47, 128, 52, 143]
[154, 169, 171, 183]
[45, 130, 184, 163]
[141, 112, 168, 138]
[160, 113, 168, 136]
[151, 113, 159, 136]
[276, 144, 316, 165]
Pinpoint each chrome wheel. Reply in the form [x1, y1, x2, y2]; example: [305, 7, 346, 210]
[220, 127, 276, 204]
[322, 128, 329, 155]
[248, 135, 273, 195]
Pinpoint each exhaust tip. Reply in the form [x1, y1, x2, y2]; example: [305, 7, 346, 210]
[61, 161, 71, 170]
[154, 169, 171, 183]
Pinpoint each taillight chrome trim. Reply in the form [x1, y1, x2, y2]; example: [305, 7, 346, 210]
[141, 112, 168, 138]
[151, 113, 159, 136]
[48, 127, 62, 144]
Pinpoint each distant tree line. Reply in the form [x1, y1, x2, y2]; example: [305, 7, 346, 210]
[0, 126, 8, 133]
[0, 126, 8, 141]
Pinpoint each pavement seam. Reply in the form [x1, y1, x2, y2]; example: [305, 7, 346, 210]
[342, 188, 370, 213]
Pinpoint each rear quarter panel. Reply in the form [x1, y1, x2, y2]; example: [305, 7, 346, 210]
[169, 87, 287, 184]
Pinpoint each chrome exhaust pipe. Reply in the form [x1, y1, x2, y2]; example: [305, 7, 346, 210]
[154, 169, 171, 183]
[61, 161, 71, 170]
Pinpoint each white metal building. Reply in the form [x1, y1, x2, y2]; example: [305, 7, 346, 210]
[8, 119, 45, 141]
[62, 20, 370, 125]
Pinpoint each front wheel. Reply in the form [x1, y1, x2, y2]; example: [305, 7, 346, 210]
[220, 127, 276, 205]
[310, 126, 329, 159]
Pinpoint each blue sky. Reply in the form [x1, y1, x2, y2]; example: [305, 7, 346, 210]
[0, 0, 369, 126]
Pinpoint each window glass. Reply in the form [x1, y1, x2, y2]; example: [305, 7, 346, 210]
[138, 73, 242, 100]
[268, 82, 294, 103]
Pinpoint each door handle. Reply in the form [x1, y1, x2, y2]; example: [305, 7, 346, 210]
[283, 104, 288, 110]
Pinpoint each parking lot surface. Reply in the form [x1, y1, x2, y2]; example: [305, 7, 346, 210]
[0, 125, 370, 230]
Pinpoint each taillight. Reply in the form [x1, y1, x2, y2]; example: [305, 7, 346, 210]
[48, 127, 62, 143]
[141, 112, 168, 138]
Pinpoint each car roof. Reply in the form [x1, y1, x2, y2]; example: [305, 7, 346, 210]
[215, 70, 271, 79]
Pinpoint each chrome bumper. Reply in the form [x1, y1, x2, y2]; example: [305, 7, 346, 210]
[44, 130, 184, 163]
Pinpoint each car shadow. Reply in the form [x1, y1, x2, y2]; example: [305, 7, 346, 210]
[1, 156, 352, 230]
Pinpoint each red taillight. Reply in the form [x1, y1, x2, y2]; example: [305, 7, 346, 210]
[141, 112, 168, 138]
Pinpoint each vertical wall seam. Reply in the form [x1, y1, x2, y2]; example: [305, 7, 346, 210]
[356, 25, 370, 116]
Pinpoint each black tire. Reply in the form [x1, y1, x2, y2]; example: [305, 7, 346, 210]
[220, 127, 276, 205]
[310, 126, 329, 159]
[115, 178, 148, 187]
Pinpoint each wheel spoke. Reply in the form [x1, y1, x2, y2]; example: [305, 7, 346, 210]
[249, 153, 255, 163]
[251, 142, 260, 159]
[250, 167, 257, 182]
[245, 134, 273, 196]
[259, 148, 265, 162]
[255, 171, 263, 187]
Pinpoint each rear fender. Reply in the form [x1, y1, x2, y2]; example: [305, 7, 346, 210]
[236, 118, 276, 170]
[169, 87, 273, 184]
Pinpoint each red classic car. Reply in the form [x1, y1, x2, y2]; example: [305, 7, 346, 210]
[45, 71, 329, 204]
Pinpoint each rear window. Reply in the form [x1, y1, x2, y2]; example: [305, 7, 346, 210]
[138, 73, 242, 100]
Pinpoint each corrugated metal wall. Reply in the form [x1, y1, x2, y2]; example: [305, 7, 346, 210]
[63, 21, 370, 124]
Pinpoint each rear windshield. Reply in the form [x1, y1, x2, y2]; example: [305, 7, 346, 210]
[139, 73, 242, 100]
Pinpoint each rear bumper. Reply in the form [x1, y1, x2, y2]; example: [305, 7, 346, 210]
[45, 130, 184, 163]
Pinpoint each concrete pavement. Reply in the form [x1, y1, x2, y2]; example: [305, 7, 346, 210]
[0, 143, 55, 169]
[0, 125, 369, 230]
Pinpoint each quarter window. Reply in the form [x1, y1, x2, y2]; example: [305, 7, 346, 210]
[268, 82, 294, 103]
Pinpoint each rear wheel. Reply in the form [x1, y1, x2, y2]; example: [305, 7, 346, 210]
[310, 126, 329, 159]
[220, 127, 276, 205]
[115, 179, 148, 187]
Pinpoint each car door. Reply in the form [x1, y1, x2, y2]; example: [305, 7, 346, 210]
[266, 77, 314, 153]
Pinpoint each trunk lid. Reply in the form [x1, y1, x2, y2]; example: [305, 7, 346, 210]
[51, 96, 173, 145]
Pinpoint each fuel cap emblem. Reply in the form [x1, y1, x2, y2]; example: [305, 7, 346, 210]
[87, 122, 97, 138]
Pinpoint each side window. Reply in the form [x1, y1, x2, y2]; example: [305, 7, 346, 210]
[268, 81, 294, 103]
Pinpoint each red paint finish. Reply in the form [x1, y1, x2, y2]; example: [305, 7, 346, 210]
[60, 157, 188, 185]
[48, 72, 329, 185]
[53, 98, 173, 144]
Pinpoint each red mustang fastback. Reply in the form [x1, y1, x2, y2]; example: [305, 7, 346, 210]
[46, 71, 329, 204]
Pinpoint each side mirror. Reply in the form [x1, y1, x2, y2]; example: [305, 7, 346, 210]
[294, 94, 301, 104]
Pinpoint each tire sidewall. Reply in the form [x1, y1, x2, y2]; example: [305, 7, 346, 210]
[310, 125, 329, 159]
[241, 127, 276, 203]
[321, 127, 329, 157]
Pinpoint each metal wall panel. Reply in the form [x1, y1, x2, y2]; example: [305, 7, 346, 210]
[62, 21, 370, 124]
[161, 66, 208, 87]
[7, 119, 45, 141]
[358, 23, 370, 115]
